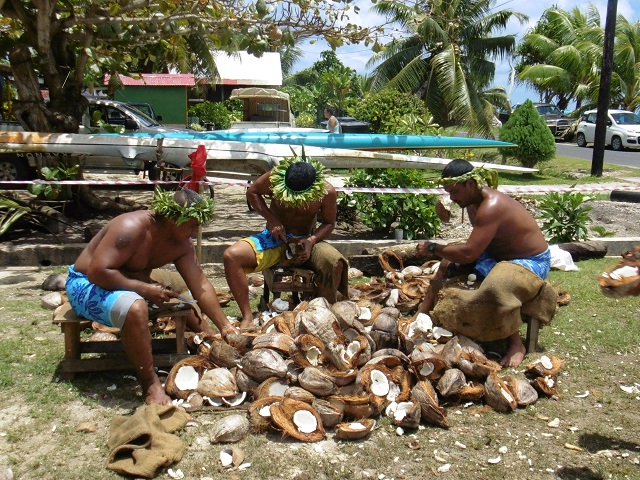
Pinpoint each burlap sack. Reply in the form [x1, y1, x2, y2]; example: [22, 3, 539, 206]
[431, 261, 557, 342]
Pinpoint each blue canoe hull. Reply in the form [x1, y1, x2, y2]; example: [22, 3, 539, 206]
[116, 131, 514, 151]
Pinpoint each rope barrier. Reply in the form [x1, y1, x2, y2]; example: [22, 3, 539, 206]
[1, 179, 640, 195]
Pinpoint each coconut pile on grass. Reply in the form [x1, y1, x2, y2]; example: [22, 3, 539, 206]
[165, 261, 565, 444]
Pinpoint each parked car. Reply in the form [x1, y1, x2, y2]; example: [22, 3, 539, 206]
[0, 97, 187, 180]
[126, 102, 162, 122]
[576, 109, 640, 151]
[511, 102, 573, 140]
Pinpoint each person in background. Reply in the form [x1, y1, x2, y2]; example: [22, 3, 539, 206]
[223, 152, 348, 329]
[65, 189, 238, 405]
[324, 106, 341, 133]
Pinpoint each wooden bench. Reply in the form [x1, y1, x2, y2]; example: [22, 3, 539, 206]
[524, 317, 541, 353]
[52, 302, 193, 379]
[260, 266, 316, 310]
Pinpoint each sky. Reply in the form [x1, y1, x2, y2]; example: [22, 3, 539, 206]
[291, 0, 640, 108]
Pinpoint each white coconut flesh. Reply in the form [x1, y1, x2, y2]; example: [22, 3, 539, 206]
[268, 380, 289, 397]
[605, 265, 638, 279]
[387, 382, 401, 402]
[540, 356, 553, 370]
[385, 401, 398, 417]
[203, 396, 224, 407]
[259, 405, 272, 417]
[346, 341, 361, 359]
[174, 366, 199, 390]
[499, 385, 515, 404]
[432, 326, 452, 340]
[394, 402, 413, 421]
[369, 369, 390, 396]
[358, 307, 372, 321]
[272, 298, 290, 312]
[220, 448, 233, 467]
[348, 422, 367, 431]
[407, 313, 433, 338]
[305, 347, 322, 366]
[293, 410, 317, 433]
[544, 376, 555, 387]
[265, 323, 277, 333]
[419, 362, 435, 377]
[222, 392, 247, 407]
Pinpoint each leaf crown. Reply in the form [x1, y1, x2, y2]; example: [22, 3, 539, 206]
[270, 146, 327, 207]
[149, 188, 215, 225]
[438, 166, 499, 189]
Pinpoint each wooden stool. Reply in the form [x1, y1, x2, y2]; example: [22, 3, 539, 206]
[261, 266, 316, 310]
[52, 302, 193, 379]
[524, 316, 541, 353]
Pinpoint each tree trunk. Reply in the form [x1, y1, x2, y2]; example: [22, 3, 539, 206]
[556, 241, 607, 261]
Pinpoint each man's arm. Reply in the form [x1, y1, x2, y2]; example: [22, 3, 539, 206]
[175, 249, 237, 338]
[298, 186, 337, 259]
[246, 171, 286, 241]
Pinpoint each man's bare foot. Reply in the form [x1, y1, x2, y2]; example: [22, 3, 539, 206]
[500, 341, 526, 368]
[238, 316, 256, 330]
[144, 381, 172, 406]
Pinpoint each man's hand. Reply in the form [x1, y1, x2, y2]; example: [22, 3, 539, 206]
[267, 220, 287, 241]
[145, 283, 179, 304]
[416, 241, 430, 257]
[295, 237, 315, 263]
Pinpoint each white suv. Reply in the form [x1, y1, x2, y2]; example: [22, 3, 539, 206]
[576, 109, 640, 151]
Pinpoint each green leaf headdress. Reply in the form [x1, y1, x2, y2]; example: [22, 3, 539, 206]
[270, 146, 327, 207]
[150, 188, 215, 225]
[438, 166, 499, 189]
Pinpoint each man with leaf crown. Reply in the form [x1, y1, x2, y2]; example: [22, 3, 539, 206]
[66, 188, 238, 405]
[223, 149, 348, 329]
[416, 159, 553, 368]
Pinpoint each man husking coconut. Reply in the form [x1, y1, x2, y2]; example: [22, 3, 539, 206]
[223, 150, 348, 329]
[416, 159, 554, 368]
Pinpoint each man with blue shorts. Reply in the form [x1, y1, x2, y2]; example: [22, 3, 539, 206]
[416, 159, 551, 367]
[66, 188, 238, 405]
[223, 151, 348, 329]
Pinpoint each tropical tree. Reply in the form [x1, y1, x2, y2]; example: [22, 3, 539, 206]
[0, 0, 370, 133]
[367, 0, 527, 137]
[515, 5, 603, 112]
[611, 16, 640, 111]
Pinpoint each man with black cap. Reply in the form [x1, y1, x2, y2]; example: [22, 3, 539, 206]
[223, 152, 348, 329]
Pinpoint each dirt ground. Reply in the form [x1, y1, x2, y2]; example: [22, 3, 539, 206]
[1, 180, 639, 480]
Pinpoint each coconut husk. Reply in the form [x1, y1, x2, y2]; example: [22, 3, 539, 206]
[252, 332, 295, 355]
[254, 377, 290, 399]
[326, 367, 359, 387]
[389, 365, 412, 403]
[284, 386, 316, 405]
[208, 339, 243, 369]
[91, 321, 120, 335]
[296, 299, 343, 345]
[290, 334, 326, 368]
[598, 249, 640, 297]
[400, 279, 429, 299]
[270, 398, 326, 442]
[437, 368, 467, 397]
[225, 333, 254, 355]
[331, 300, 360, 330]
[530, 375, 558, 397]
[209, 413, 250, 444]
[454, 381, 485, 401]
[165, 355, 216, 400]
[330, 394, 378, 420]
[262, 315, 293, 337]
[439, 336, 462, 368]
[503, 375, 539, 406]
[525, 355, 565, 377]
[390, 401, 421, 429]
[298, 366, 336, 397]
[457, 351, 501, 380]
[216, 291, 234, 307]
[484, 372, 517, 413]
[312, 398, 344, 428]
[410, 381, 448, 428]
[248, 396, 282, 433]
[234, 367, 259, 394]
[341, 335, 370, 369]
[556, 289, 571, 306]
[197, 367, 239, 398]
[379, 250, 404, 272]
[410, 350, 447, 381]
[357, 364, 392, 397]
[334, 418, 376, 440]
[367, 351, 407, 368]
[241, 348, 288, 382]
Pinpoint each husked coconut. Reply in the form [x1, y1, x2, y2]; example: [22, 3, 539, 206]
[312, 398, 343, 428]
[270, 398, 326, 442]
[296, 298, 341, 344]
[208, 339, 243, 368]
[411, 381, 449, 428]
[334, 418, 376, 440]
[437, 368, 467, 397]
[197, 368, 238, 398]
[331, 300, 360, 329]
[298, 367, 336, 396]
[370, 311, 399, 350]
[401, 265, 423, 280]
[209, 414, 250, 443]
[165, 356, 216, 400]
[484, 372, 517, 413]
[503, 376, 538, 406]
[234, 367, 259, 393]
[252, 332, 295, 354]
[525, 355, 565, 377]
[241, 348, 288, 382]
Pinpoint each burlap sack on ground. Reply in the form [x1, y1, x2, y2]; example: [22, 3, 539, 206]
[431, 261, 557, 342]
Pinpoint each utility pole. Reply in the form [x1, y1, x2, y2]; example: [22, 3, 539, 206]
[591, 0, 618, 177]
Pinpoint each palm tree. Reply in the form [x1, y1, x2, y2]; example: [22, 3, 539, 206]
[367, 0, 527, 137]
[515, 5, 603, 112]
[611, 16, 640, 111]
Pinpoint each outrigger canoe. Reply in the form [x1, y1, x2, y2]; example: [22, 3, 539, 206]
[0, 131, 532, 181]
[117, 130, 515, 152]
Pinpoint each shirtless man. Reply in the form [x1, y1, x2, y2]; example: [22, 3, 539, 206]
[416, 159, 550, 367]
[65, 189, 238, 405]
[224, 154, 347, 329]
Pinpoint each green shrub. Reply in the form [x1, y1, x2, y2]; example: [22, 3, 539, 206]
[188, 100, 241, 130]
[499, 99, 556, 168]
[338, 169, 440, 240]
[350, 89, 431, 134]
[295, 111, 315, 128]
[538, 192, 592, 243]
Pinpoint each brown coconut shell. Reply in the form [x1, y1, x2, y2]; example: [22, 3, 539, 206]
[254, 377, 290, 399]
[241, 348, 288, 382]
[410, 350, 448, 381]
[390, 401, 421, 429]
[437, 368, 467, 397]
[165, 355, 216, 400]
[312, 398, 344, 428]
[503, 375, 539, 406]
[284, 386, 316, 405]
[530, 375, 558, 397]
[330, 394, 378, 420]
[290, 334, 326, 368]
[251, 332, 295, 355]
[410, 380, 448, 428]
[357, 364, 393, 397]
[248, 396, 281, 433]
[484, 372, 518, 413]
[325, 366, 359, 387]
[197, 367, 239, 398]
[379, 250, 404, 272]
[269, 398, 326, 442]
[298, 366, 336, 397]
[389, 365, 412, 403]
[457, 351, 501, 380]
[207, 339, 243, 369]
[234, 367, 259, 394]
[454, 381, 485, 401]
[525, 355, 565, 377]
[334, 418, 376, 440]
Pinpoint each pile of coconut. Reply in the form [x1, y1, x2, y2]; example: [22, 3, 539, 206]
[598, 245, 640, 298]
[165, 294, 565, 443]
